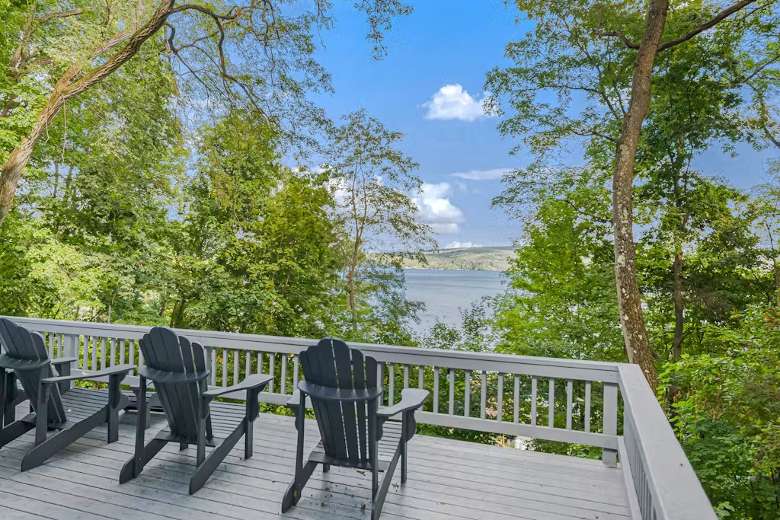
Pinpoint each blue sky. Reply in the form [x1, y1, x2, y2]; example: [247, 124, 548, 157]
[310, 1, 778, 248]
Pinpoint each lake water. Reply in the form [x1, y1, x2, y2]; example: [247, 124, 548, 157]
[403, 269, 507, 334]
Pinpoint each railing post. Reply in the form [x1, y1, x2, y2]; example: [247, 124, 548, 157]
[65, 334, 78, 359]
[602, 382, 618, 466]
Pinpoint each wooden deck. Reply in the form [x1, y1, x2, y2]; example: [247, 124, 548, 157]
[0, 401, 633, 520]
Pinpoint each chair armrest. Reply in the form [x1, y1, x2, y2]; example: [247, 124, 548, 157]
[203, 374, 272, 399]
[51, 356, 78, 368]
[378, 388, 428, 418]
[298, 381, 382, 403]
[286, 390, 301, 408]
[41, 364, 133, 385]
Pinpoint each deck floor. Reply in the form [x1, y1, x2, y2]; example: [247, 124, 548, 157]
[0, 400, 632, 520]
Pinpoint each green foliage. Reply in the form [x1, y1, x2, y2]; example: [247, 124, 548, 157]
[493, 167, 625, 361]
[660, 305, 780, 518]
[487, 3, 780, 517]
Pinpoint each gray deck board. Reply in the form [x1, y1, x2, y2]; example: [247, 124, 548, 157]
[0, 400, 632, 520]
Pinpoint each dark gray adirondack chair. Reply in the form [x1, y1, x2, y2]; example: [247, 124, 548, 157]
[0, 340, 27, 428]
[0, 318, 131, 470]
[282, 338, 428, 520]
[119, 327, 272, 494]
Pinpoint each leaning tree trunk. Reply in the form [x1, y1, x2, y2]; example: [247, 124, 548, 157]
[612, 0, 670, 391]
[0, 67, 77, 223]
[0, 1, 174, 226]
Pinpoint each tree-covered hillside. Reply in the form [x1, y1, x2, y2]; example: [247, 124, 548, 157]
[400, 246, 514, 271]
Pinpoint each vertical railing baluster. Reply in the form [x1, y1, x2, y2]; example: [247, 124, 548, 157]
[281, 354, 287, 395]
[377, 362, 383, 393]
[417, 366, 424, 389]
[268, 353, 275, 392]
[480, 371, 487, 419]
[100, 337, 107, 369]
[548, 378, 556, 427]
[128, 338, 135, 372]
[448, 369, 455, 415]
[584, 381, 592, 432]
[531, 376, 538, 425]
[232, 350, 239, 386]
[66, 334, 77, 360]
[220, 349, 227, 387]
[119, 339, 126, 364]
[497, 374, 504, 422]
[256, 352, 262, 375]
[245, 351, 251, 379]
[565, 380, 573, 429]
[513, 375, 520, 423]
[433, 367, 440, 413]
[388, 365, 394, 406]
[109, 338, 116, 368]
[403, 365, 409, 389]
[210, 349, 217, 386]
[464, 370, 471, 417]
[82, 336, 90, 370]
[293, 356, 299, 389]
[91, 336, 98, 370]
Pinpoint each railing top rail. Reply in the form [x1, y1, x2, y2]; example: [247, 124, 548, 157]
[617, 364, 716, 520]
[6, 316, 621, 378]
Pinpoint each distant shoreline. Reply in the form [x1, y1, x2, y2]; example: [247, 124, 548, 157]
[399, 246, 514, 272]
[402, 266, 506, 273]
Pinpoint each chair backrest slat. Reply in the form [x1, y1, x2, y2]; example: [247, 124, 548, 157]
[300, 339, 377, 464]
[0, 318, 67, 426]
[139, 327, 207, 442]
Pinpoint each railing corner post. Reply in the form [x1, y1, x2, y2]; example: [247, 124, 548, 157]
[602, 382, 618, 467]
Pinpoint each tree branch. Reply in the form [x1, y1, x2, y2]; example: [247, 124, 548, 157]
[657, 0, 758, 51]
[599, 30, 640, 49]
[598, 1, 760, 52]
[36, 9, 83, 23]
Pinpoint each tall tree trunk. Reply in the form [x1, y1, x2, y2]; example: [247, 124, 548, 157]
[170, 298, 187, 328]
[671, 247, 684, 362]
[346, 230, 362, 332]
[0, 1, 174, 226]
[666, 245, 685, 411]
[612, 0, 670, 391]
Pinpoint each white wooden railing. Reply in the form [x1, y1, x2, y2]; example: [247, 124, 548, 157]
[4, 316, 716, 520]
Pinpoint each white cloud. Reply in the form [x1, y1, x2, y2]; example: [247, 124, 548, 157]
[422, 84, 490, 122]
[450, 167, 512, 181]
[445, 241, 483, 249]
[413, 182, 464, 234]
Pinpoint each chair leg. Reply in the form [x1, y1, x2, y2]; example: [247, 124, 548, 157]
[22, 406, 106, 471]
[34, 383, 49, 447]
[372, 445, 402, 520]
[0, 420, 34, 448]
[281, 460, 317, 512]
[401, 411, 409, 484]
[401, 438, 407, 484]
[0, 371, 14, 427]
[244, 390, 257, 459]
[368, 400, 378, 499]
[107, 374, 124, 444]
[119, 437, 168, 483]
[282, 391, 314, 513]
[206, 415, 214, 440]
[196, 416, 206, 466]
[190, 419, 245, 494]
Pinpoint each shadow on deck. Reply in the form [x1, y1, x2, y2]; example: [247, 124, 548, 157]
[0, 401, 631, 520]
